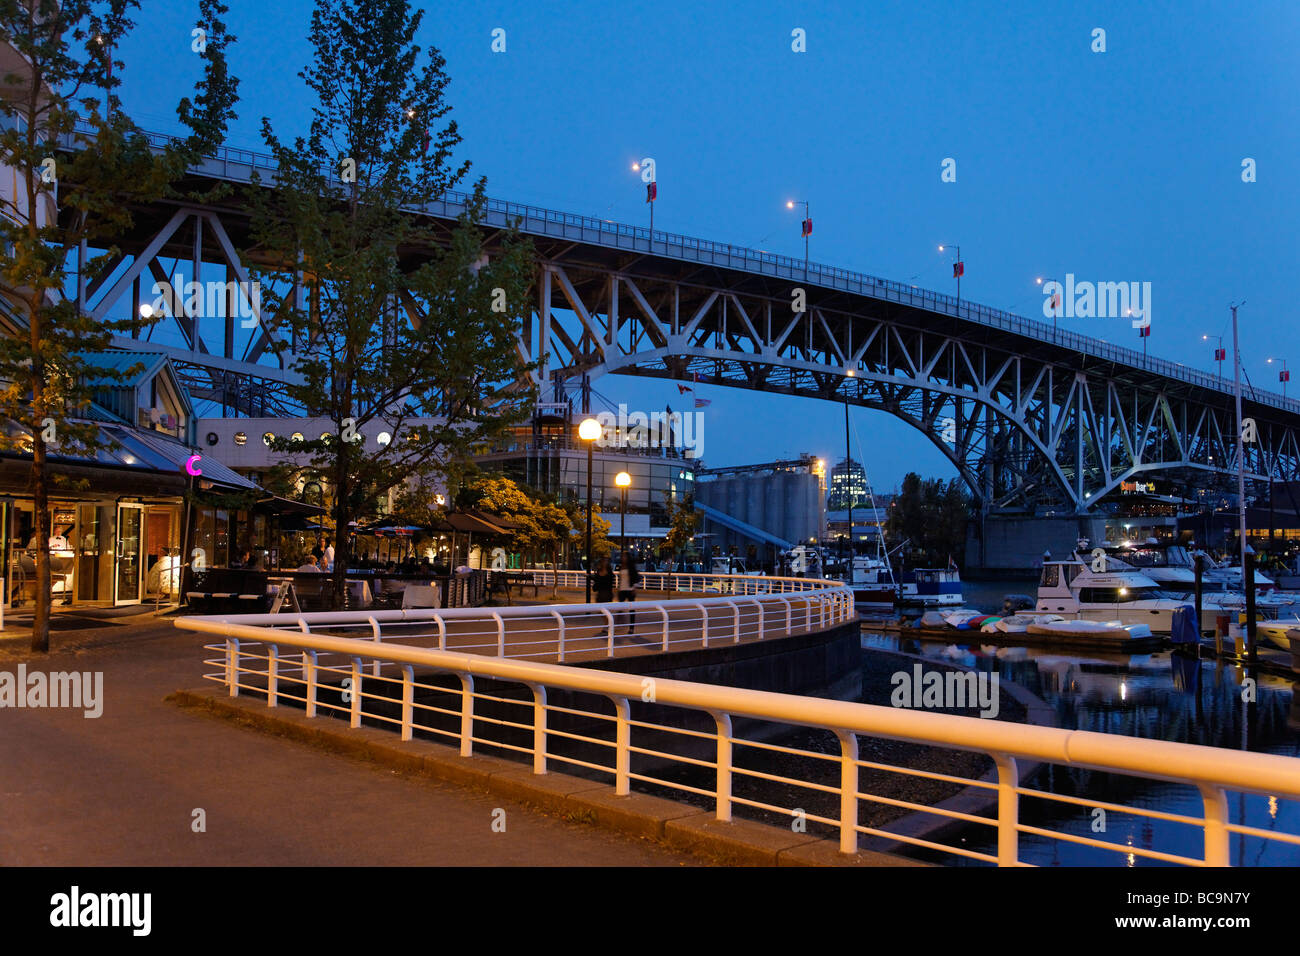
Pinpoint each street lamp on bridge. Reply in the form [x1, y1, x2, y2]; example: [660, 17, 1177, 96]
[1268, 357, 1290, 398]
[1036, 276, 1062, 331]
[579, 417, 602, 602]
[939, 244, 963, 309]
[787, 200, 811, 281]
[1204, 334, 1226, 378]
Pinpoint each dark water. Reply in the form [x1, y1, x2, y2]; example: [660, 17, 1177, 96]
[860, 629, 1300, 866]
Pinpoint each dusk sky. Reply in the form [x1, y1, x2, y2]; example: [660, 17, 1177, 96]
[114, 0, 1299, 492]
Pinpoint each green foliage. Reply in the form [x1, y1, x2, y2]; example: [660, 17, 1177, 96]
[0, 0, 238, 650]
[885, 472, 973, 568]
[247, 0, 536, 604]
[659, 496, 698, 559]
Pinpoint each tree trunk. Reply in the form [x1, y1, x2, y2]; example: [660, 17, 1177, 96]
[331, 455, 350, 611]
[30, 439, 51, 653]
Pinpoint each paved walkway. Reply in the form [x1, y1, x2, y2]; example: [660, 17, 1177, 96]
[0, 620, 699, 866]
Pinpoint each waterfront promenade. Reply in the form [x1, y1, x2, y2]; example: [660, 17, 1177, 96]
[0, 618, 700, 866]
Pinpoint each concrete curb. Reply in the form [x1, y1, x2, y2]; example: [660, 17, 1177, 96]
[169, 686, 927, 867]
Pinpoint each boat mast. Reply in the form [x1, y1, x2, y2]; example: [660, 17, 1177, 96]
[1231, 302, 1247, 572]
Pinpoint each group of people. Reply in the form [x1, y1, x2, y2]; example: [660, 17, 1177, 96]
[296, 537, 334, 573]
[590, 554, 642, 622]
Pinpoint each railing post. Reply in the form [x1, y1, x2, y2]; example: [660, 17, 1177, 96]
[400, 664, 414, 741]
[696, 603, 709, 647]
[550, 609, 566, 662]
[805, 596, 813, 633]
[782, 596, 793, 636]
[458, 673, 474, 756]
[492, 611, 505, 656]
[303, 650, 318, 717]
[350, 657, 362, 728]
[713, 711, 733, 821]
[435, 613, 446, 651]
[660, 605, 670, 652]
[731, 600, 741, 642]
[225, 636, 240, 697]
[602, 607, 615, 656]
[994, 754, 1019, 866]
[368, 615, 382, 677]
[529, 682, 548, 774]
[266, 643, 278, 707]
[835, 730, 859, 854]
[756, 599, 765, 640]
[1199, 784, 1231, 866]
[610, 695, 631, 795]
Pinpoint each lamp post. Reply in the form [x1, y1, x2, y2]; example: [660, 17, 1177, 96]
[615, 471, 631, 559]
[633, 159, 656, 240]
[1036, 276, 1062, 331]
[1204, 334, 1226, 378]
[579, 417, 602, 602]
[1268, 357, 1290, 399]
[939, 244, 962, 309]
[844, 368, 855, 585]
[787, 200, 811, 281]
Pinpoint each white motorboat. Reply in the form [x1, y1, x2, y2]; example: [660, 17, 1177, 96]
[1025, 619, 1155, 641]
[1037, 556, 1230, 634]
[1256, 619, 1300, 650]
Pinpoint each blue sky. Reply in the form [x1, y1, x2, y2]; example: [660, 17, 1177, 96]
[114, 0, 1300, 491]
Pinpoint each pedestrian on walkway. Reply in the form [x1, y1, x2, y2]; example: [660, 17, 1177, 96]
[617, 553, 641, 632]
[592, 557, 614, 603]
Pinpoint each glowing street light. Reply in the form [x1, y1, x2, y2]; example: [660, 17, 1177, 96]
[615, 471, 632, 556]
[939, 244, 963, 308]
[579, 417, 602, 601]
[1268, 357, 1290, 398]
[1036, 276, 1063, 331]
[787, 199, 811, 281]
[1204, 334, 1227, 378]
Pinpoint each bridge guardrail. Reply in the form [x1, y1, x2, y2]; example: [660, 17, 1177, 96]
[24, 113, 1293, 416]
[176, 597, 1300, 867]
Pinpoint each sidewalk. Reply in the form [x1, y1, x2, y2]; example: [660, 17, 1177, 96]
[0, 620, 698, 866]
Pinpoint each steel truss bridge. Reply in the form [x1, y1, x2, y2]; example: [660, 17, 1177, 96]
[58, 124, 1300, 514]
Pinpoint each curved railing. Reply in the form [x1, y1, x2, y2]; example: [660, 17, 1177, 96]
[178, 571, 853, 663]
[175, 613, 1300, 867]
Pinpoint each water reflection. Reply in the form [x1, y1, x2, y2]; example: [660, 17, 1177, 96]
[862, 631, 1300, 865]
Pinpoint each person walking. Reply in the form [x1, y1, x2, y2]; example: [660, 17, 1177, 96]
[617, 552, 641, 633]
[323, 536, 335, 572]
[591, 557, 614, 603]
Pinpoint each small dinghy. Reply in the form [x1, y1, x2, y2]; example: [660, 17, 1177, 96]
[1026, 619, 1153, 641]
[991, 613, 1064, 634]
[943, 609, 984, 628]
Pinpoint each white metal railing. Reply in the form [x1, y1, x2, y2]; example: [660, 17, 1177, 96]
[181, 572, 853, 663]
[174, 616, 1300, 867]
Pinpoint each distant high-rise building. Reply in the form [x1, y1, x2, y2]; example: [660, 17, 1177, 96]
[827, 457, 868, 511]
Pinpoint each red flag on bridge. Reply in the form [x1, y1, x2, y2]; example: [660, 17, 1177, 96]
[1214, 348, 1226, 362]
[695, 398, 711, 408]
[1139, 324, 1151, 338]
[1049, 292, 1061, 311]
[953, 261, 965, 278]
[801, 218, 812, 238]
[646, 182, 657, 202]
[1281, 370, 1291, 383]
[677, 383, 692, 394]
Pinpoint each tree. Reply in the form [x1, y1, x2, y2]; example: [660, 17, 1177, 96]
[248, 0, 535, 608]
[885, 472, 971, 567]
[659, 496, 698, 567]
[0, 0, 238, 651]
